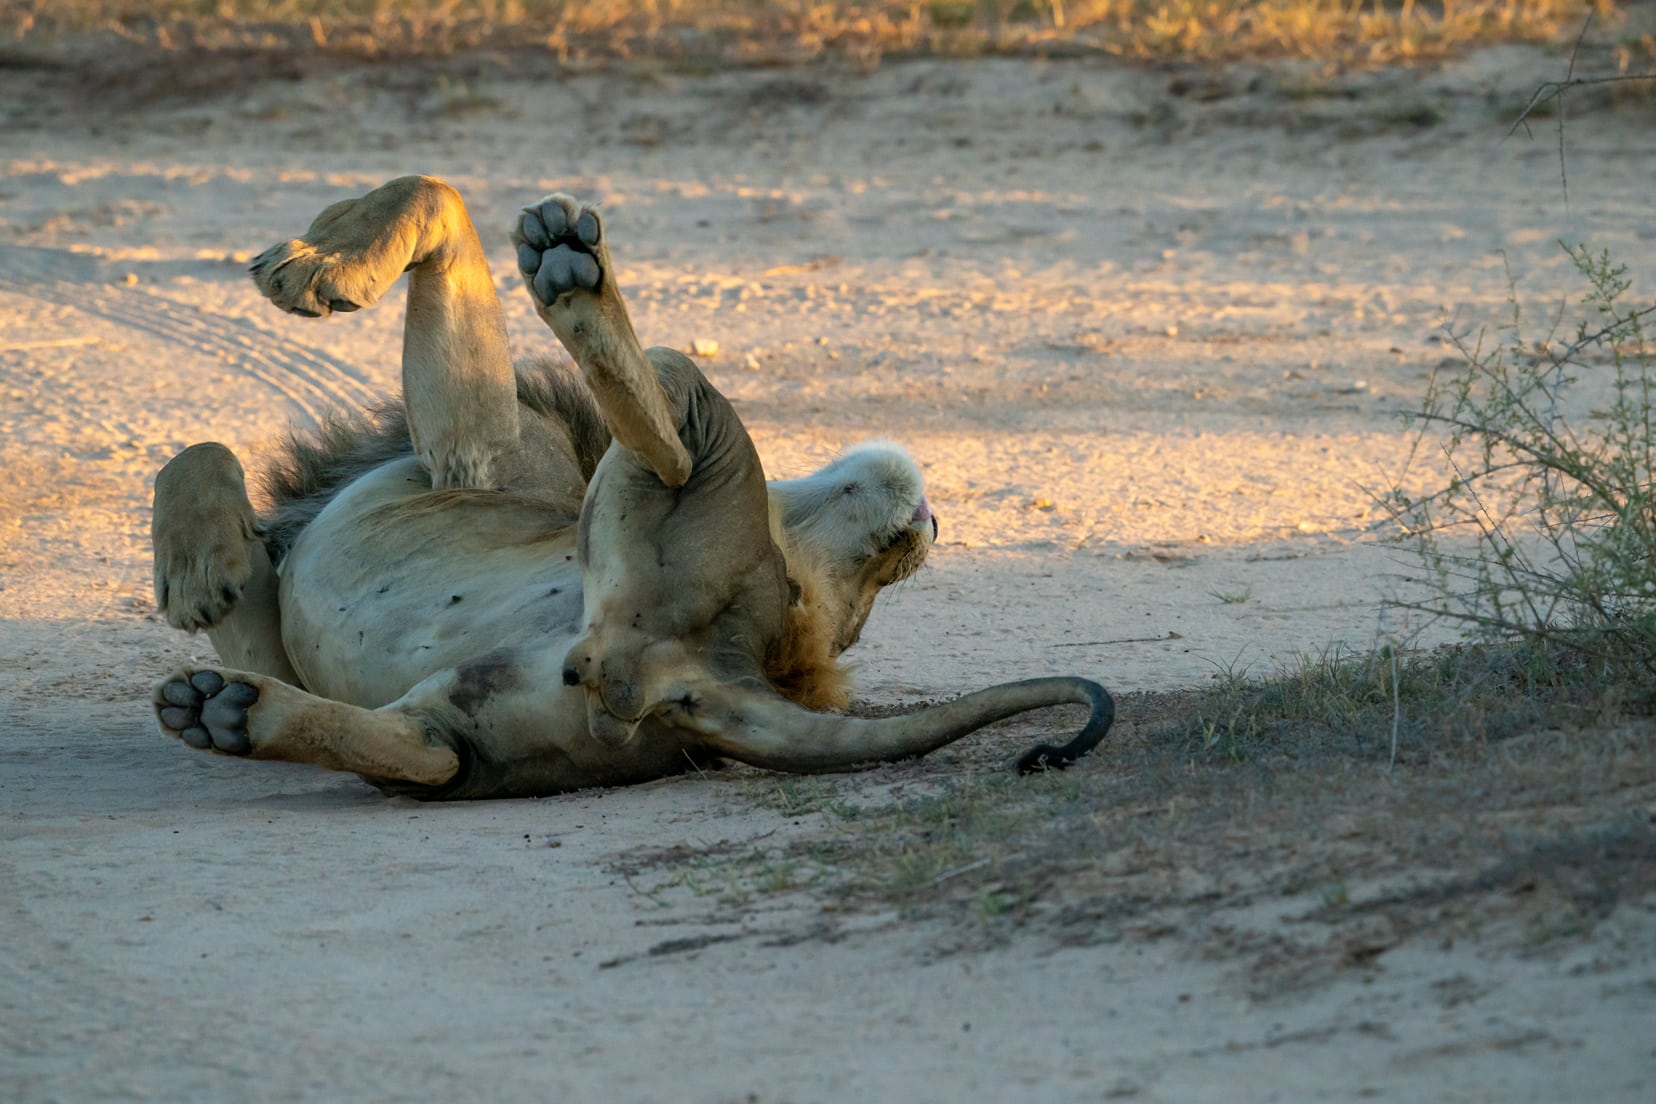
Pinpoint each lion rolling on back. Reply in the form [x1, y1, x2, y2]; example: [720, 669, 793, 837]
[149, 175, 1113, 799]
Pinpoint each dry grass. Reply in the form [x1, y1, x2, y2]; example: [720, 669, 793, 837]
[0, 1, 1631, 69]
[610, 642, 1656, 977]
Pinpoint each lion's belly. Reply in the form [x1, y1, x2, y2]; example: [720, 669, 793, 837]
[278, 459, 586, 708]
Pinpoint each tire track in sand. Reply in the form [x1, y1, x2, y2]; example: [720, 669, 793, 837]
[0, 245, 382, 428]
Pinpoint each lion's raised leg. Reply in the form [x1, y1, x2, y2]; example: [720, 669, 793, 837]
[251, 175, 518, 490]
[154, 666, 460, 787]
[511, 196, 692, 487]
[566, 350, 790, 743]
[151, 443, 300, 684]
[509, 197, 786, 740]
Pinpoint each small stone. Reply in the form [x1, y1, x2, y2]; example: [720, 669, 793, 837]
[690, 338, 719, 358]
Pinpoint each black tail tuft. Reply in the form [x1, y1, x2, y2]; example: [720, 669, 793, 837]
[1015, 679, 1115, 774]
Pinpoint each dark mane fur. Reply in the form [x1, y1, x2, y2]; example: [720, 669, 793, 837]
[257, 357, 611, 564]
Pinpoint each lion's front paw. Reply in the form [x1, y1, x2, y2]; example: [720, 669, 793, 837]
[249, 238, 375, 319]
[155, 669, 260, 755]
[249, 192, 398, 319]
[512, 195, 604, 310]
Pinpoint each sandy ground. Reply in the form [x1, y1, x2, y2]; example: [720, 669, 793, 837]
[3, 44, 1655, 1101]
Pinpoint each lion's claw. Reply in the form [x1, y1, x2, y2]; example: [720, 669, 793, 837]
[156, 671, 258, 756]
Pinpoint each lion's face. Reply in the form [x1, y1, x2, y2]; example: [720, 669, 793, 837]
[769, 443, 937, 654]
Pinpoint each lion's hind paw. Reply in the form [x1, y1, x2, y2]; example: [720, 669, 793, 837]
[156, 571, 245, 634]
[151, 443, 261, 634]
[156, 669, 260, 755]
[513, 195, 603, 308]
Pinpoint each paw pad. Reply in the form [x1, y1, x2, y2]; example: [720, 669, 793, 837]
[156, 670, 259, 756]
[514, 196, 603, 307]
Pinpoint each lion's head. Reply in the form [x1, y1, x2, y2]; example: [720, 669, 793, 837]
[762, 443, 936, 707]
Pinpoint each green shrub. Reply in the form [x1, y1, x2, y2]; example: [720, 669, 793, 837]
[1388, 245, 1656, 679]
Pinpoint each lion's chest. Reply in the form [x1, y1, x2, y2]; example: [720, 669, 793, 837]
[278, 460, 586, 708]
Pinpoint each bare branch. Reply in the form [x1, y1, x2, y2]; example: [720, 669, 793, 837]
[1503, 6, 1656, 206]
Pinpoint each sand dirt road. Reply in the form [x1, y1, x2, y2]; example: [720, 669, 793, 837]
[3, 46, 1654, 1101]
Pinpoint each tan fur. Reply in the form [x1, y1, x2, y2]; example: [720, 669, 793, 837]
[765, 540, 854, 713]
[253, 177, 521, 491]
[509, 193, 692, 487]
[149, 176, 1110, 800]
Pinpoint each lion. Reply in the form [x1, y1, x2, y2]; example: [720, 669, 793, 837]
[149, 176, 1113, 799]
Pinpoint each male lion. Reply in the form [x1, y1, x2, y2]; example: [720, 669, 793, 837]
[150, 176, 1113, 799]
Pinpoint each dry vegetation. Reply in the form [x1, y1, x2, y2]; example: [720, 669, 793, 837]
[608, 634, 1655, 963]
[1, 0, 1642, 70]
